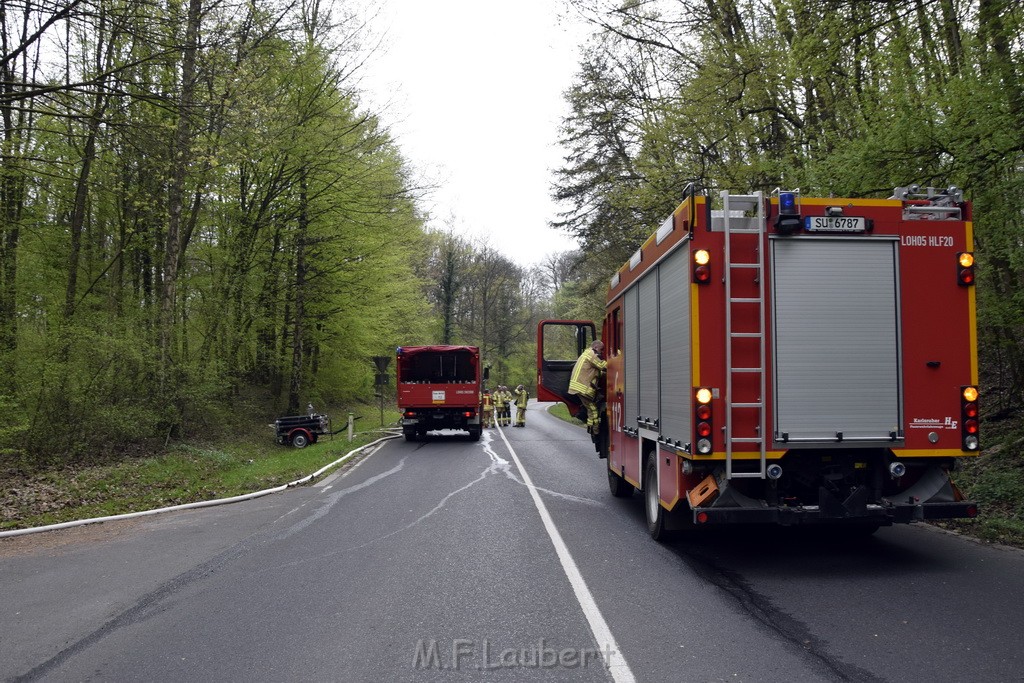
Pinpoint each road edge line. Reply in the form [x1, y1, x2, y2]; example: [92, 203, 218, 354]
[496, 427, 636, 683]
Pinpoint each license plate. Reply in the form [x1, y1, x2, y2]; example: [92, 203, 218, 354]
[805, 216, 867, 233]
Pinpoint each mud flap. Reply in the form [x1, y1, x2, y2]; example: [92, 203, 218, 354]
[710, 482, 766, 509]
[884, 465, 957, 506]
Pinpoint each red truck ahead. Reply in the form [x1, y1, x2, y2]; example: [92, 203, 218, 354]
[396, 345, 484, 441]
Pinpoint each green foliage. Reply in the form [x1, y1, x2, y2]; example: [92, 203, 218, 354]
[945, 436, 1024, 547]
[0, 393, 29, 464]
[0, 404, 402, 530]
[1, 0, 439, 461]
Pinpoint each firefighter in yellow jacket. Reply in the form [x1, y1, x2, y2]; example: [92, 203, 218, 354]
[481, 389, 494, 428]
[513, 384, 529, 427]
[502, 385, 514, 426]
[492, 386, 506, 427]
[568, 340, 607, 432]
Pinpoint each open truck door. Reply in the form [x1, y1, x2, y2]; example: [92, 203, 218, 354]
[536, 320, 597, 420]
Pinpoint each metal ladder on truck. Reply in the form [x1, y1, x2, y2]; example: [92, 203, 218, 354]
[721, 191, 767, 480]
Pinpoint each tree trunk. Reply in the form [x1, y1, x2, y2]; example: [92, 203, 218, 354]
[160, 0, 202, 384]
[64, 111, 103, 320]
[287, 169, 309, 414]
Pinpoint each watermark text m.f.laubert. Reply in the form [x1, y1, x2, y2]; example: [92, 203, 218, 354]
[412, 638, 615, 671]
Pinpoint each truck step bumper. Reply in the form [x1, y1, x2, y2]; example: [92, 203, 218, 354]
[691, 501, 979, 526]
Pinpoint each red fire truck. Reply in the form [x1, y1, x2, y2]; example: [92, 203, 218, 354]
[397, 345, 484, 441]
[539, 185, 979, 539]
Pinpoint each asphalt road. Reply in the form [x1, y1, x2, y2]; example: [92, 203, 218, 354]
[2, 403, 1023, 682]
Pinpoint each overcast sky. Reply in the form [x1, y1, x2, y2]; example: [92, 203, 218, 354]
[358, 0, 591, 268]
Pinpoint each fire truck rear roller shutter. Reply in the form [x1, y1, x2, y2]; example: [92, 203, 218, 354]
[770, 237, 902, 443]
[659, 248, 692, 444]
[638, 273, 660, 428]
[624, 286, 639, 433]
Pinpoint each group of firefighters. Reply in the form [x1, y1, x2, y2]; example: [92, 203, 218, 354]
[481, 384, 529, 428]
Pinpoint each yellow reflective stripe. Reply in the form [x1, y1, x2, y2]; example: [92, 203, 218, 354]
[569, 352, 589, 386]
[569, 350, 605, 394]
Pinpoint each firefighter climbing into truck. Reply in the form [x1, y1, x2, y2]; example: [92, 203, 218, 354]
[538, 183, 979, 539]
[568, 341, 607, 433]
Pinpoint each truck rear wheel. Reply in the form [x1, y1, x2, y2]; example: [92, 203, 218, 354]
[469, 426, 482, 441]
[291, 432, 309, 449]
[608, 467, 633, 498]
[404, 430, 418, 442]
[645, 456, 668, 541]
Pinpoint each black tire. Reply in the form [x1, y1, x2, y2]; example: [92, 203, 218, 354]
[645, 456, 668, 541]
[608, 467, 633, 498]
[470, 426, 482, 441]
[291, 432, 309, 449]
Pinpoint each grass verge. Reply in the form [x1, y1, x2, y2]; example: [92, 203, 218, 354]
[934, 435, 1024, 547]
[547, 402, 585, 426]
[1, 406, 401, 532]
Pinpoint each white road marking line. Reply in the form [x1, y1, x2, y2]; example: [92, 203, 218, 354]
[274, 458, 409, 539]
[486, 429, 602, 505]
[496, 428, 636, 683]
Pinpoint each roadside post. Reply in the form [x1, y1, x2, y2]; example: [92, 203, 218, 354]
[372, 355, 391, 427]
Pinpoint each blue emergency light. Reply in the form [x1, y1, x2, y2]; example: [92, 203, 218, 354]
[779, 192, 797, 214]
[774, 189, 802, 233]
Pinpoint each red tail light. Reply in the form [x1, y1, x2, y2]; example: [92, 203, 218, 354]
[957, 252, 975, 286]
[960, 386, 980, 451]
[693, 250, 711, 285]
[694, 387, 713, 455]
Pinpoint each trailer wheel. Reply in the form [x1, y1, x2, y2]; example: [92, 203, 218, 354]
[291, 432, 309, 449]
[644, 456, 668, 541]
[608, 467, 633, 498]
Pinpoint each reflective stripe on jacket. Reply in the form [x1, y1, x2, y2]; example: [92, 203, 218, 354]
[514, 389, 528, 408]
[568, 349, 606, 398]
